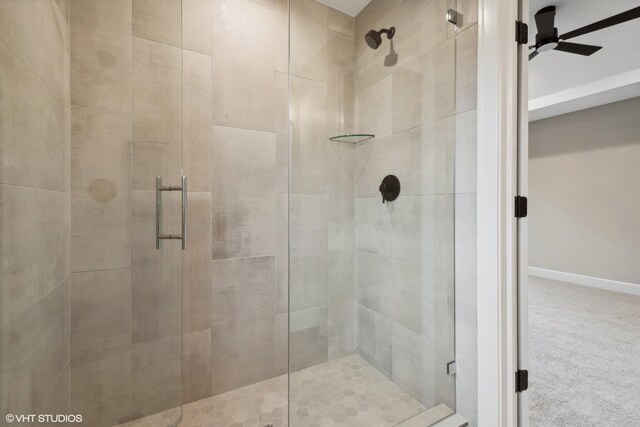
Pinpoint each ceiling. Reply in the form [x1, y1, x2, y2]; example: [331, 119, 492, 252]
[316, 0, 372, 16]
[529, 0, 640, 116]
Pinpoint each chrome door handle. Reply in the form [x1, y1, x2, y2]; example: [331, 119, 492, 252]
[155, 175, 187, 250]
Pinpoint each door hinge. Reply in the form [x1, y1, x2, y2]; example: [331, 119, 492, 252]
[515, 21, 528, 44]
[515, 196, 528, 218]
[515, 369, 529, 392]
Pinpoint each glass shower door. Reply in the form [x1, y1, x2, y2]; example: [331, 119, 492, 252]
[288, 0, 462, 425]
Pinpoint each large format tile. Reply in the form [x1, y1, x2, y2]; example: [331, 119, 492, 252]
[183, 50, 212, 192]
[132, 0, 181, 47]
[70, 0, 132, 112]
[212, 0, 277, 132]
[355, 75, 392, 140]
[39, 363, 70, 427]
[355, 0, 447, 92]
[0, 0, 68, 98]
[132, 37, 182, 191]
[183, 329, 212, 404]
[212, 125, 277, 259]
[290, 0, 328, 82]
[455, 109, 477, 194]
[131, 190, 182, 343]
[455, 25, 478, 113]
[182, 0, 211, 55]
[131, 336, 182, 419]
[71, 351, 132, 427]
[183, 192, 212, 333]
[211, 256, 277, 395]
[391, 322, 455, 410]
[71, 107, 131, 272]
[290, 76, 328, 194]
[356, 304, 392, 377]
[70, 269, 131, 367]
[0, 186, 69, 328]
[0, 42, 69, 191]
[327, 247, 356, 359]
[0, 281, 69, 420]
[327, 30, 356, 142]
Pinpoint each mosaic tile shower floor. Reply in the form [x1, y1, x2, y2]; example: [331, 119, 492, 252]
[121, 354, 431, 427]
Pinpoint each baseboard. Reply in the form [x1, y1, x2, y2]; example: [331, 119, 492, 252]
[528, 267, 640, 296]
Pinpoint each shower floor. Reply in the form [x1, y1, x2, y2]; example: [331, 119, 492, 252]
[122, 354, 446, 427]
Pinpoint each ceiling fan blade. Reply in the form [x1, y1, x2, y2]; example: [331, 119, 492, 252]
[560, 6, 640, 40]
[535, 6, 557, 39]
[529, 51, 539, 61]
[554, 42, 602, 56]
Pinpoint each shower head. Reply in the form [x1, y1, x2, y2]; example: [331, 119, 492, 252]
[365, 27, 395, 49]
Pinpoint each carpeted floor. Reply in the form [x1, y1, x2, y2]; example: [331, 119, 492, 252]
[529, 275, 640, 426]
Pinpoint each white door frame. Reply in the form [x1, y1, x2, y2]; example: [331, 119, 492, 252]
[476, 0, 525, 425]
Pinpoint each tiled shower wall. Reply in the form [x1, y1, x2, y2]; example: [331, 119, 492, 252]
[0, 1, 71, 425]
[288, 0, 357, 371]
[353, 0, 478, 425]
[67, 0, 355, 424]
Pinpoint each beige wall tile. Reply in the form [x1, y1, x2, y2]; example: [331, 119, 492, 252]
[131, 336, 182, 419]
[356, 75, 392, 140]
[131, 191, 183, 343]
[391, 322, 455, 409]
[38, 363, 70, 426]
[132, 37, 182, 143]
[212, 125, 277, 259]
[455, 109, 477, 193]
[71, 107, 131, 272]
[290, 0, 328, 82]
[211, 256, 277, 395]
[356, 304, 392, 377]
[0, 281, 69, 418]
[327, 30, 356, 138]
[183, 329, 212, 403]
[275, 72, 289, 194]
[329, 8, 355, 37]
[0, 0, 68, 97]
[290, 76, 328, 194]
[289, 306, 328, 371]
[71, 351, 132, 427]
[132, 37, 182, 190]
[183, 192, 212, 333]
[69, 270, 132, 426]
[0, 186, 69, 328]
[183, 50, 212, 192]
[0, 42, 69, 191]
[70, 269, 131, 367]
[70, 0, 132, 112]
[132, 0, 181, 47]
[212, 0, 277, 132]
[182, 0, 212, 55]
[456, 25, 478, 113]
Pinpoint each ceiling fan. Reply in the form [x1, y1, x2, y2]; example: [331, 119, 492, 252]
[529, 5, 640, 60]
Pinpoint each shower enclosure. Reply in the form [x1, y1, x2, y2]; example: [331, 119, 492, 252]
[0, 0, 478, 426]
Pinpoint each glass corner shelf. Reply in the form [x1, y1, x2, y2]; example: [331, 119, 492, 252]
[329, 134, 375, 144]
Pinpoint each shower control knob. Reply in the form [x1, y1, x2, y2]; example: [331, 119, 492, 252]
[379, 175, 400, 204]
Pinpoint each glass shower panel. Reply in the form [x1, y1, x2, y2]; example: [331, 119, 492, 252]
[289, 0, 458, 425]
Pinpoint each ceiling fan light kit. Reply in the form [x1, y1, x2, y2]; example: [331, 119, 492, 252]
[529, 5, 640, 61]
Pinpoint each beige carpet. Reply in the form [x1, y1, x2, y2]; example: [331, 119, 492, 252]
[529, 275, 640, 426]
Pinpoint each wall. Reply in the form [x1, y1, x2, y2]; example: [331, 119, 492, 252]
[529, 97, 640, 287]
[353, 0, 478, 423]
[68, 0, 213, 424]
[0, 1, 71, 424]
[288, 0, 357, 371]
